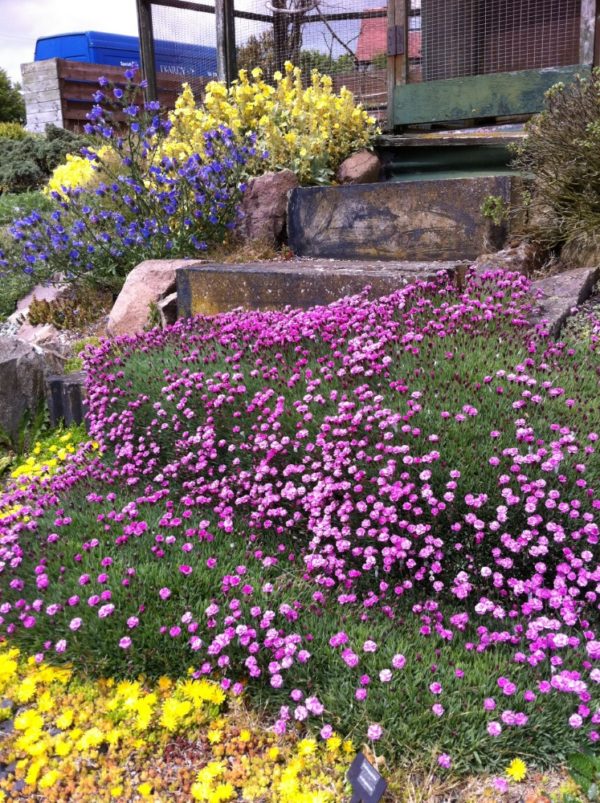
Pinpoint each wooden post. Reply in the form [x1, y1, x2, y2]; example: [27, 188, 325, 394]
[215, 0, 237, 84]
[136, 0, 158, 101]
[387, 0, 407, 131]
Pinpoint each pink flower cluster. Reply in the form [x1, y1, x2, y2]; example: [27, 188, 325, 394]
[0, 270, 598, 752]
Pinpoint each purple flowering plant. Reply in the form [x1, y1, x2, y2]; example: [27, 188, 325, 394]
[0, 71, 254, 291]
[0, 270, 598, 772]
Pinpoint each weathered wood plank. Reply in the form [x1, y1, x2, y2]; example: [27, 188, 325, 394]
[288, 176, 513, 261]
[177, 259, 462, 318]
[394, 65, 590, 125]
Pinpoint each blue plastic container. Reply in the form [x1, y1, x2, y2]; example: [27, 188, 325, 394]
[34, 31, 217, 78]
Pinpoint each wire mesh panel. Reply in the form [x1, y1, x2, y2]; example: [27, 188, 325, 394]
[149, 0, 219, 103]
[416, 0, 581, 84]
[144, 0, 388, 120]
[234, 0, 388, 120]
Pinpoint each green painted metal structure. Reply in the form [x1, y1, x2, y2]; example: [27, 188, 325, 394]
[394, 64, 590, 127]
[388, 0, 598, 130]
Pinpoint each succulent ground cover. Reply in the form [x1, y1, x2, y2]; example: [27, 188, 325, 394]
[0, 270, 599, 799]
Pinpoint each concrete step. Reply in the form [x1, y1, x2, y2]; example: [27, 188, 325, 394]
[288, 175, 514, 262]
[176, 258, 464, 318]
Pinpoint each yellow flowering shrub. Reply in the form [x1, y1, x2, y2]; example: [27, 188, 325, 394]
[162, 62, 378, 185]
[44, 146, 114, 198]
[0, 643, 354, 802]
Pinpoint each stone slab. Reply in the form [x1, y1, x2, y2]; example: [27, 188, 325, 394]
[177, 259, 462, 318]
[529, 267, 600, 337]
[287, 176, 512, 262]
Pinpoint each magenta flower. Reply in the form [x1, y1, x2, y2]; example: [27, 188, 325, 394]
[179, 564, 193, 576]
[367, 723, 382, 741]
[437, 754, 451, 769]
[392, 654, 406, 669]
[159, 587, 171, 601]
[119, 636, 132, 649]
[341, 648, 359, 668]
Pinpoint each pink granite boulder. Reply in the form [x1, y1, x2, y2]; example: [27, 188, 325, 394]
[107, 260, 202, 337]
[336, 150, 381, 185]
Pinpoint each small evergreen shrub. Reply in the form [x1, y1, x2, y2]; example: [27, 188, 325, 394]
[0, 122, 27, 140]
[0, 126, 88, 194]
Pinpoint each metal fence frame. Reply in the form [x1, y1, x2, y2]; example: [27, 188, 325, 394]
[136, 0, 388, 102]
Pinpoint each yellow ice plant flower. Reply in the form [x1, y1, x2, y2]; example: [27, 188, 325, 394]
[54, 738, 72, 757]
[14, 708, 44, 732]
[56, 709, 74, 730]
[37, 690, 55, 713]
[38, 768, 61, 790]
[207, 728, 223, 744]
[506, 757, 527, 782]
[24, 758, 45, 787]
[0, 650, 19, 689]
[160, 697, 192, 731]
[76, 726, 105, 751]
[134, 694, 156, 730]
[210, 782, 235, 802]
[137, 781, 153, 798]
[15, 675, 37, 703]
[297, 738, 317, 756]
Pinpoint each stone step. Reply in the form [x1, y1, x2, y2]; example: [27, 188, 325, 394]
[288, 175, 514, 262]
[176, 258, 464, 318]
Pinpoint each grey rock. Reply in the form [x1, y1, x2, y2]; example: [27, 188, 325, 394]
[529, 267, 600, 336]
[158, 291, 178, 328]
[471, 241, 544, 277]
[0, 761, 15, 782]
[0, 336, 65, 442]
[0, 337, 48, 443]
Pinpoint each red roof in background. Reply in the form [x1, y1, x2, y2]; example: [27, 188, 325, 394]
[356, 11, 421, 63]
